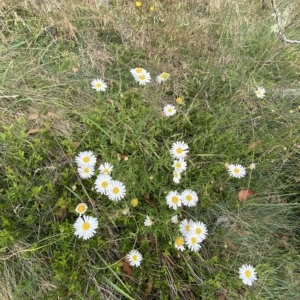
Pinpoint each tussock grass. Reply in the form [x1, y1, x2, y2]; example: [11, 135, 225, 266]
[1, 0, 300, 299]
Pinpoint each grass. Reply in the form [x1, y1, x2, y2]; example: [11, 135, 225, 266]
[1, 0, 300, 299]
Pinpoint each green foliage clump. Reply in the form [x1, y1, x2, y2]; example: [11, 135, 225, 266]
[1, 0, 300, 299]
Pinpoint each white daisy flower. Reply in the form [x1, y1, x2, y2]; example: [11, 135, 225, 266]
[171, 215, 179, 224]
[75, 203, 88, 216]
[75, 151, 97, 167]
[227, 164, 246, 179]
[73, 215, 98, 240]
[144, 215, 153, 227]
[91, 78, 107, 92]
[126, 249, 143, 267]
[249, 163, 256, 170]
[106, 180, 126, 201]
[170, 141, 189, 159]
[173, 159, 187, 173]
[174, 236, 185, 251]
[179, 219, 194, 236]
[173, 170, 182, 184]
[134, 72, 151, 85]
[180, 189, 198, 207]
[99, 162, 113, 175]
[190, 221, 207, 242]
[77, 165, 95, 179]
[130, 67, 147, 78]
[166, 191, 182, 210]
[156, 72, 170, 84]
[163, 104, 176, 117]
[239, 264, 257, 286]
[254, 87, 266, 99]
[184, 233, 202, 252]
[94, 174, 112, 195]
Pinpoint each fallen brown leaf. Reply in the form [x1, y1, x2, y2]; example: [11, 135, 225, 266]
[56, 207, 68, 221]
[27, 128, 42, 134]
[47, 112, 62, 119]
[224, 238, 237, 251]
[248, 140, 261, 150]
[237, 189, 255, 202]
[121, 260, 133, 278]
[144, 278, 153, 297]
[28, 113, 40, 120]
[217, 293, 226, 300]
[143, 193, 156, 207]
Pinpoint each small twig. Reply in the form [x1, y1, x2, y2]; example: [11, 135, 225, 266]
[0, 95, 19, 99]
[270, 0, 300, 45]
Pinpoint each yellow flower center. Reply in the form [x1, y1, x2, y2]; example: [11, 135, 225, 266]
[175, 162, 181, 168]
[139, 74, 146, 80]
[171, 196, 179, 204]
[96, 83, 102, 88]
[77, 204, 86, 213]
[185, 225, 190, 232]
[83, 157, 90, 163]
[176, 148, 183, 154]
[191, 237, 197, 244]
[82, 222, 90, 231]
[132, 254, 138, 261]
[101, 181, 108, 188]
[131, 198, 138, 207]
[176, 97, 183, 104]
[161, 72, 169, 79]
[168, 108, 172, 113]
[83, 168, 90, 174]
[257, 90, 262, 95]
[136, 68, 143, 73]
[112, 187, 120, 194]
[245, 270, 251, 278]
[186, 195, 192, 201]
[174, 172, 179, 178]
[195, 228, 202, 235]
[175, 237, 184, 246]
[103, 168, 109, 174]
[233, 168, 240, 174]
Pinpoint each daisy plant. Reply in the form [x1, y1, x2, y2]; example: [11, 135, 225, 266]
[99, 162, 113, 175]
[134, 72, 151, 85]
[106, 180, 126, 201]
[227, 164, 246, 179]
[127, 250, 143, 267]
[174, 236, 185, 251]
[166, 191, 182, 210]
[144, 215, 153, 227]
[254, 87, 266, 99]
[170, 141, 189, 159]
[156, 72, 170, 84]
[239, 264, 258, 286]
[91, 78, 107, 92]
[75, 203, 88, 216]
[179, 219, 193, 236]
[163, 104, 176, 117]
[180, 189, 198, 207]
[190, 221, 208, 242]
[73, 215, 99, 240]
[172, 170, 182, 184]
[184, 233, 202, 252]
[75, 151, 97, 167]
[94, 174, 112, 195]
[77, 165, 95, 179]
